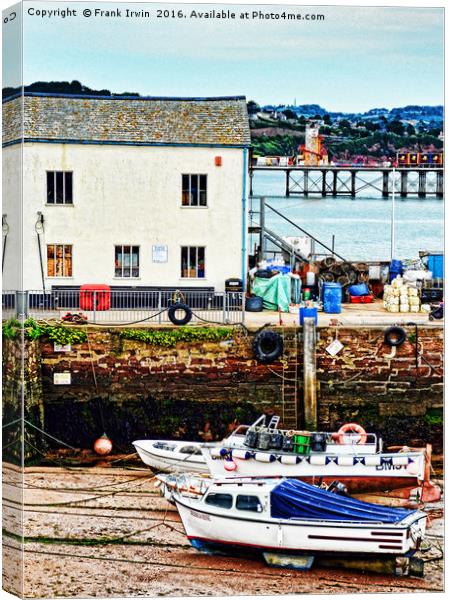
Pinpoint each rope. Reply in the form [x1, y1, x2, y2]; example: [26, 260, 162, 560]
[23, 419, 78, 451]
[2, 417, 23, 429]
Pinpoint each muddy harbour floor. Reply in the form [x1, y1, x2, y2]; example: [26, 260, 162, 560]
[2, 462, 444, 598]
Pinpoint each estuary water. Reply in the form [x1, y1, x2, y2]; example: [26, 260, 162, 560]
[251, 171, 444, 262]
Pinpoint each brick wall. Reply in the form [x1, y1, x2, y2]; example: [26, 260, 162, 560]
[33, 325, 443, 450]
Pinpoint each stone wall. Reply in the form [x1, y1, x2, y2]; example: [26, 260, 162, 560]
[35, 324, 443, 451]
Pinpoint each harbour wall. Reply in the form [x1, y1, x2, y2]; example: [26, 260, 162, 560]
[3, 324, 443, 456]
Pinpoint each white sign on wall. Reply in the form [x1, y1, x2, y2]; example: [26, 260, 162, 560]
[54, 343, 71, 352]
[326, 339, 344, 356]
[152, 245, 168, 263]
[54, 372, 71, 385]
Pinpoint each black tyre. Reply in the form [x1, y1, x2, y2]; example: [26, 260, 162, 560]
[253, 330, 284, 363]
[168, 303, 192, 326]
[384, 326, 406, 347]
[245, 296, 263, 312]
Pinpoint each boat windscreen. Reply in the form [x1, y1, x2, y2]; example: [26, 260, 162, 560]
[270, 480, 415, 523]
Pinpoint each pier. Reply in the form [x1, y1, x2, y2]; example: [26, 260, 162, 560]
[249, 166, 444, 198]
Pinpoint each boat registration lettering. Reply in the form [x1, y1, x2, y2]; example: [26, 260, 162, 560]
[375, 462, 407, 471]
[190, 509, 211, 521]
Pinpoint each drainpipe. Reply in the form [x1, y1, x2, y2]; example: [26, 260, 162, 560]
[35, 212, 45, 291]
[241, 147, 248, 291]
[2, 214, 9, 273]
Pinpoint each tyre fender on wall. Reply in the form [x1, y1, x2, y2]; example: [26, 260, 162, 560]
[384, 326, 406, 347]
[252, 330, 284, 363]
[168, 303, 193, 326]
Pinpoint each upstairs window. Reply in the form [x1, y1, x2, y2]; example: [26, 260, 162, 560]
[47, 244, 72, 277]
[115, 246, 139, 278]
[47, 171, 73, 204]
[182, 174, 207, 207]
[181, 246, 205, 278]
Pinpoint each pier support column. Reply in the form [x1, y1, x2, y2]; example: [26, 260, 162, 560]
[418, 171, 426, 198]
[303, 171, 309, 197]
[285, 170, 290, 197]
[322, 170, 327, 197]
[382, 171, 389, 198]
[332, 171, 338, 196]
[351, 171, 356, 198]
[303, 318, 317, 430]
[400, 171, 408, 198]
[436, 171, 444, 198]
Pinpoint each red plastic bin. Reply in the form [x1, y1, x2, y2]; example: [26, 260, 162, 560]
[79, 284, 111, 311]
[349, 294, 374, 304]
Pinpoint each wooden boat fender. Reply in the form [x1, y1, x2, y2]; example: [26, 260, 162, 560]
[254, 452, 277, 463]
[167, 303, 192, 326]
[337, 423, 367, 445]
[252, 330, 284, 364]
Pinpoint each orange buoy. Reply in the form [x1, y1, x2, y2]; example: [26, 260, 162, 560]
[337, 423, 367, 445]
[93, 433, 113, 456]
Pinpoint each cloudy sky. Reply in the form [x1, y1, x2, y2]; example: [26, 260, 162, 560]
[3, 0, 445, 111]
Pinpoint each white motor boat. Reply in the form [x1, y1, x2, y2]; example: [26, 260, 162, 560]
[201, 417, 439, 499]
[161, 474, 427, 559]
[132, 440, 207, 474]
[133, 416, 440, 501]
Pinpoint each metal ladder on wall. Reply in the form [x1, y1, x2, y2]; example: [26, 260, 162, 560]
[281, 331, 299, 429]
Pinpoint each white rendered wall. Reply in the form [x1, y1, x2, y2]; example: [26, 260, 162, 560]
[12, 143, 246, 291]
[2, 144, 23, 291]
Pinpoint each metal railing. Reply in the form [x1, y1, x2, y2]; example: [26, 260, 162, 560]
[3, 289, 245, 325]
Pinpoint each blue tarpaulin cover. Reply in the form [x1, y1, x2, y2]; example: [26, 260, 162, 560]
[270, 479, 413, 523]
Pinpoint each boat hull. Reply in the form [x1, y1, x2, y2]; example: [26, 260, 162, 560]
[133, 441, 208, 474]
[175, 496, 426, 557]
[202, 449, 426, 494]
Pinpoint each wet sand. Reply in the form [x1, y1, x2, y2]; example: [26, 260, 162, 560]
[2, 464, 444, 597]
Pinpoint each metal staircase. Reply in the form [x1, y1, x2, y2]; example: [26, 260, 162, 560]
[264, 227, 309, 265]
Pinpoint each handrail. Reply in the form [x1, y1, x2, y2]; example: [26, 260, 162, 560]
[265, 202, 348, 262]
[264, 227, 308, 262]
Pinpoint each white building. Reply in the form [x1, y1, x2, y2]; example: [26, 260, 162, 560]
[2, 93, 250, 293]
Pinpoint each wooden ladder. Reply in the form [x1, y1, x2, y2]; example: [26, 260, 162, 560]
[281, 330, 299, 429]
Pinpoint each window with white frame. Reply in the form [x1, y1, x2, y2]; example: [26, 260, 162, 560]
[47, 171, 73, 204]
[47, 244, 72, 277]
[115, 246, 140, 278]
[181, 246, 205, 278]
[182, 174, 207, 206]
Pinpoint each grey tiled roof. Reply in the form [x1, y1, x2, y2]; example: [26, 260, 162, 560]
[2, 93, 251, 147]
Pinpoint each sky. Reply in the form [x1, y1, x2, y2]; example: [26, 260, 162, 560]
[2, 0, 445, 112]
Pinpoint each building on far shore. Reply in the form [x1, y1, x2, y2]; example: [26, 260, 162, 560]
[2, 93, 250, 293]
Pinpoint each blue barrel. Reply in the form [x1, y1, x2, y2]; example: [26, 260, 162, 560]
[323, 282, 342, 314]
[389, 259, 403, 282]
[427, 254, 444, 279]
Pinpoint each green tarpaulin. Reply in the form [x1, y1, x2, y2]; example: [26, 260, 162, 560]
[252, 275, 292, 312]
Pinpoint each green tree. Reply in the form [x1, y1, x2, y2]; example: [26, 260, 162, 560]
[387, 120, 404, 135]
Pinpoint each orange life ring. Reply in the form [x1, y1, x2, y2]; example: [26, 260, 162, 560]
[337, 423, 367, 445]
